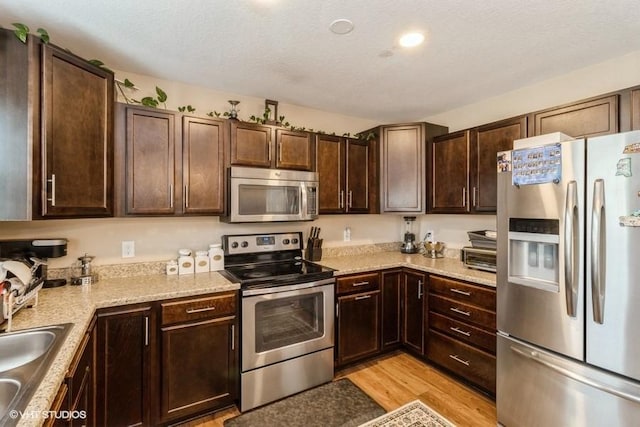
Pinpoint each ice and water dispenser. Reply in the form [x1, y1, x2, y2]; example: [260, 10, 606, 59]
[508, 218, 560, 292]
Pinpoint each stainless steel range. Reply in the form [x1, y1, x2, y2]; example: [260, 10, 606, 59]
[220, 232, 335, 412]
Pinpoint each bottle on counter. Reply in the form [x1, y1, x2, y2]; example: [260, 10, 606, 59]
[208, 244, 224, 271]
[195, 250, 210, 273]
[178, 249, 195, 275]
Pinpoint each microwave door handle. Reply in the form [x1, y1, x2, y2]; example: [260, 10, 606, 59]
[591, 179, 606, 324]
[564, 180, 579, 318]
[300, 183, 308, 220]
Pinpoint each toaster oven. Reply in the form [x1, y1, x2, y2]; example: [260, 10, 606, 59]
[462, 246, 497, 273]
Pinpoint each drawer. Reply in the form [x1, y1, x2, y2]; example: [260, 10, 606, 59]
[427, 330, 496, 394]
[161, 291, 236, 326]
[429, 275, 496, 311]
[429, 311, 496, 354]
[336, 272, 380, 295]
[429, 294, 496, 330]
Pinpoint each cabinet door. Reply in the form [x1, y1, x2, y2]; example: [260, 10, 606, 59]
[125, 108, 176, 214]
[403, 270, 426, 354]
[96, 305, 153, 427]
[229, 121, 271, 167]
[470, 117, 526, 212]
[381, 124, 424, 212]
[275, 128, 313, 170]
[182, 116, 225, 214]
[381, 269, 402, 350]
[160, 316, 237, 423]
[431, 131, 469, 213]
[67, 318, 95, 427]
[316, 135, 345, 213]
[41, 44, 114, 217]
[337, 291, 381, 366]
[532, 94, 618, 137]
[346, 138, 370, 213]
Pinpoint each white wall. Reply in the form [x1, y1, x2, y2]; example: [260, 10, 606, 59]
[2, 50, 640, 268]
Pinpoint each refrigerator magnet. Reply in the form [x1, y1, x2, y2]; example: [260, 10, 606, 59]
[615, 158, 632, 177]
[497, 151, 511, 173]
[623, 142, 640, 154]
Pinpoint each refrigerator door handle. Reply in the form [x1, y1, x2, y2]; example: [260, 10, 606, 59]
[591, 179, 606, 324]
[510, 345, 640, 404]
[564, 180, 579, 318]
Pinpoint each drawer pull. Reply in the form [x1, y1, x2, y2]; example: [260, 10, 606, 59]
[450, 288, 471, 296]
[450, 307, 471, 317]
[449, 354, 470, 366]
[352, 281, 370, 287]
[186, 306, 216, 314]
[355, 295, 372, 301]
[450, 326, 471, 337]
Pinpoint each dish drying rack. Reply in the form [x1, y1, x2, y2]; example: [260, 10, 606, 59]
[2, 278, 44, 332]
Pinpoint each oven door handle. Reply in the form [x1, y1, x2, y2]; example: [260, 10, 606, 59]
[242, 277, 335, 296]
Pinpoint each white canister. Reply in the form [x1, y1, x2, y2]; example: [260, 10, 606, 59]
[208, 244, 224, 271]
[195, 250, 210, 273]
[166, 260, 178, 275]
[178, 249, 195, 275]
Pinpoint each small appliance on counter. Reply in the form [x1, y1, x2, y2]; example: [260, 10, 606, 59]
[70, 253, 97, 285]
[461, 230, 497, 272]
[423, 240, 446, 258]
[400, 216, 419, 253]
[0, 239, 68, 331]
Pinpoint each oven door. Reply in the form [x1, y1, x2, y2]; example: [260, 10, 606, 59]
[242, 278, 334, 371]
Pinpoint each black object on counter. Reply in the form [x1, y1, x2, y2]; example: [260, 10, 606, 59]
[43, 278, 67, 288]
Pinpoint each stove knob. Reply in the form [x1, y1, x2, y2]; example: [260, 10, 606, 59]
[291, 238, 298, 244]
[231, 242, 239, 249]
[241, 241, 249, 248]
[283, 239, 290, 245]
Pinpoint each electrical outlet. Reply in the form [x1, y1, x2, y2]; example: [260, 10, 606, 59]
[122, 240, 135, 258]
[344, 227, 351, 242]
[425, 230, 434, 242]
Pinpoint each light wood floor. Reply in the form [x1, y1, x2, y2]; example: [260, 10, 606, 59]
[179, 351, 497, 427]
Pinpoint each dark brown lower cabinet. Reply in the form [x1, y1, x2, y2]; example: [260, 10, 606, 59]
[159, 292, 238, 423]
[96, 304, 154, 427]
[67, 318, 96, 427]
[381, 269, 402, 350]
[402, 270, 426, 354]
[336, 290, 381, 366]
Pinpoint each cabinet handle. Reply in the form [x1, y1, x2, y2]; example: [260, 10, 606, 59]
[449, 354, 470, 366]
[169, 184, 174, 208]
[352, 281, 369, 287]
[417, 280, 423, 299]
[450, 326, 471, 337]
[184, 185, 189, 208]
[278, 142, 282, 162]
[339, 190, 344, 209]
[47, 174, 56, 206]
[232, 325, 236, 350]
[473, 186, 477, 207]
[186, 306, 216, 314]
[355, 294, 372, 301]
[348, 190, 353, 208]
[450, 288, 471, 296]
[144, 316, 149, 346]
[462, 187, 466, 207]
[450, 307, 471, 317]
[336, 302, 339, 318]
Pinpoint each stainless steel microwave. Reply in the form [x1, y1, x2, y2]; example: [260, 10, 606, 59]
[222, 167, 319, 223]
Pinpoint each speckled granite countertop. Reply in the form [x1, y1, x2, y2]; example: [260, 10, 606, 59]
[321, 252, 496, 288]
[8, 272, 238, 427]
[9, 251, 494, 427]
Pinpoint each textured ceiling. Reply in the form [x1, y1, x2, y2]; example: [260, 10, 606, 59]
[2, 0, 640, 123]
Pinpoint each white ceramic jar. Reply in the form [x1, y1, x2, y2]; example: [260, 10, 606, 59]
[178, 249, 195, 275]
[208, 244, 224, 271]
[166, 260, 178, 275]
[195, 250, 210, 273]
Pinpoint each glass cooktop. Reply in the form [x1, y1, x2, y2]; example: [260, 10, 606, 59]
[222, 260, 334, 289]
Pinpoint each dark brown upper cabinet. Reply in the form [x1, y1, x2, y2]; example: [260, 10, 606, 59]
[470, 116, 526, 212]
[0, 29, 114, 219]
[531, 94, 618, 138]
[430, 130, 470, 213]
[316, 135, 371, 214]
[364, 122, 448, 214]
[115, 104, 225, 216]
[229, 121, 314, 170]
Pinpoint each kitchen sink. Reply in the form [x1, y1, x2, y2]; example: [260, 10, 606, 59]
[0, 323, 72, 426]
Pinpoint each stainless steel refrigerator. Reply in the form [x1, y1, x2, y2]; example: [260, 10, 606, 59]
[497, 131, 640, 426]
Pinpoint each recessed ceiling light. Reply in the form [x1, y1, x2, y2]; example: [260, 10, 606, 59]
[399, 32, 425, 48]
[330, 19, 354, 35]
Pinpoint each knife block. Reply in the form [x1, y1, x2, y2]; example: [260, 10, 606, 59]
[305, 247, 322, 262]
